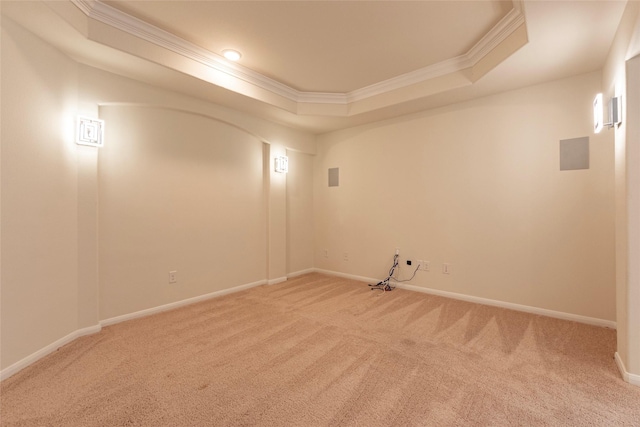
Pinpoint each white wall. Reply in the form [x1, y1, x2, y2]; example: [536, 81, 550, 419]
[77, 65, 316, 291]
[624, 54, 640, 383]
[82, 70, 317, 318]
[97, 106, 267, 319]
[315, 71, 615, 322]
[1, 16, 80, 368]
[603, 2, 640, 385]
[0, 16, 317, 373]
[287, 150, 315, 275]
[603, 0, 640, 383]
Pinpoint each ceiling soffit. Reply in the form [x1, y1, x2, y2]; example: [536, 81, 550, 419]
[60, 0, 528, 118]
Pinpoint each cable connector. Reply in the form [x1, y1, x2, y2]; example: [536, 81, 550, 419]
[369, 253, 400, 292]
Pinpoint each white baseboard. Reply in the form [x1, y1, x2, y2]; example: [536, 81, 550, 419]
[0, 324, 102, 382]
[313, 268, 380, 285]
[101, 278, 267, 327]
[1, 271, 621, 383]
[77, 324, 102, 337]
[314, 268, 617, 329]
[267, 276, 287, 285]
[397, 282, 616, 329]
[615, 352, 640, 387]
[288, 268, 315, 278]
[1, 278, 267, 382]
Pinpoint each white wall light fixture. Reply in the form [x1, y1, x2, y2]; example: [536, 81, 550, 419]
[594, 93, 622, 133]
[274, 155, 289, 173]
[593, 93, 604, 133]
[76, 116, 105, 147]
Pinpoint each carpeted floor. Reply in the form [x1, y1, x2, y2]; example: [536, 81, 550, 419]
[1, 273, 639, 426]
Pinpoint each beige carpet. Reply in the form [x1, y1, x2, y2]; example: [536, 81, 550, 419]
[2, 273, 639, 426]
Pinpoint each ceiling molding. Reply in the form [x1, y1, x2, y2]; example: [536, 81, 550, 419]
[346, 55, 472, 104]
[467, 1, 526, 65]
[73, 0, 301, 103]
[347, 1, 526, 103]
[297, 92, 348, 105]
[70, 0, 526, 111]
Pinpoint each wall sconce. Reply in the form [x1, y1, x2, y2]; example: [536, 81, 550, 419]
[594, 93, 622, 133]
[76, 116, 104, 147]
[274, 155, 289, 173]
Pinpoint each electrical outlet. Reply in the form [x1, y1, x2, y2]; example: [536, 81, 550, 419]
[443, 263, 451, 274]
[418, 260, 430, 271]
[395, 248, 400, 255]
[324, 249, 328, 258]
[343, 252, 349, 261]
[169, 270, 177, 283]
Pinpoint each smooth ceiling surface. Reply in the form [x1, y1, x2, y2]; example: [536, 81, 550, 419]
[103, 0, 513, 93]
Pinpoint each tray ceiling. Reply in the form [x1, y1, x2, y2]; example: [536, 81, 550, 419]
[1, 1, 628, 133]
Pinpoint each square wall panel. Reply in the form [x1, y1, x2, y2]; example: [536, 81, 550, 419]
[560, 137, 589, 171]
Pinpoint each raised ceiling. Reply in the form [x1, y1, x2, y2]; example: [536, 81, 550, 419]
[102, 0, 514, 93]
[1, 1, 628, 133]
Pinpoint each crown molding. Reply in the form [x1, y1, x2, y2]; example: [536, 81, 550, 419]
[347, 1, 525, 103]
[467, 0, 526, 65]
[347, 54, 472, 104]
[297, 92, 348, 105]
[72, 0, 300, 103]
[71, 0, 526, 109]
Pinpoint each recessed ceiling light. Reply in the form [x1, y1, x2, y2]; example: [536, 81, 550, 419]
[222, 49, 242, 61]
